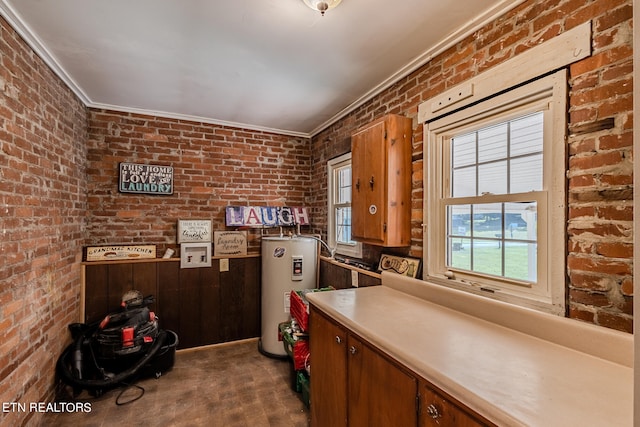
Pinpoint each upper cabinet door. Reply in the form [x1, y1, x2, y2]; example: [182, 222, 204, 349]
[352, 120, 387, 243]
[351, 114, 412, 246]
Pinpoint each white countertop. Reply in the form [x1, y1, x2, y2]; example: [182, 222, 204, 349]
[307, 273, 633, 427]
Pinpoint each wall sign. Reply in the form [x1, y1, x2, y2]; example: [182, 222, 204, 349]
[214, 231, 247, 256]
[225, 206, 309, 227]
[177, 219, 212, 243]
[378, 254, 421, 278]
[119, 162, 173, 195]
[85, 245, 157, 262]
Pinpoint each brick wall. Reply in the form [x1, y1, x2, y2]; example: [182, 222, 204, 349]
[85, 110, 312, 253]
[310, 0, 634, 332]
[0, 16, 87, 427]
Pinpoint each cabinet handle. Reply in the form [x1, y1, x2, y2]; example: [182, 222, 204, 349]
[355, 178, 360, 191]
[369, 176, 374, 190]
[426, 404, 441, 420]
[335, 336, 342, 344]
[349, 346, 357, 355]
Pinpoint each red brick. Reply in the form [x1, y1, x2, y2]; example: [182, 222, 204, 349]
[596, 242, 633, 259]
[568, 254, 632, 276]
[597, 311, 633, 333]
[569, 151, 624, 170]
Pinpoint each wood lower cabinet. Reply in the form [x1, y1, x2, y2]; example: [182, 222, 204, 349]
[310, 306, 417, 427]
[310, 305, 493, 427]
[348, 334, 417, 427]
[84, 257, 260, 349]
[309, 306, 348, 427]
[419, 380, 492, 427]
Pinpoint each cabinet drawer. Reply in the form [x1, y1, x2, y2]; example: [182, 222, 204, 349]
[419, 380, 493, 427]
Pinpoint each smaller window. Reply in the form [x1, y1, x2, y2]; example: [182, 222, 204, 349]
[328, 153, 362, 258]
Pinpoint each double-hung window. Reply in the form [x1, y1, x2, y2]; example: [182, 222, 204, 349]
[327, 153, 362, 258]
[424, 70, 566, 314]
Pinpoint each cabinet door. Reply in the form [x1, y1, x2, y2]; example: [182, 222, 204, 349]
[351, 120, 387, 243]
[309, 308, 348, 427]
[348, 335, 417, 427]
[419, 380, 490, 427]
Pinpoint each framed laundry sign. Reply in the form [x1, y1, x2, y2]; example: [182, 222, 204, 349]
[119, 162, 173, 195]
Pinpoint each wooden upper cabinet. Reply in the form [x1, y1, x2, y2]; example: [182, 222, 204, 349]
[351, 114, 412, 246]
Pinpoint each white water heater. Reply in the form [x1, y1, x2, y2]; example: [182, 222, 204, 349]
[260, 235, 318, 357]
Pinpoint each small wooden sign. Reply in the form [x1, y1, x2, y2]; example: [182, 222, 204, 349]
[214, 231, 247, 256]
[177, 219, 212, 243]
[378, 254, 421, 278]
[85, 245, 157, 262]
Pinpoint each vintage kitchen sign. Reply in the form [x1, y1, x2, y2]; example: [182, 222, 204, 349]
[119, 162, 173, 195]
[177, 219, 212, 243]
[214, 231, 247, 256]
[377, 254, 421, 278]
[225, 206, 309, 227]
[85, 245, 157, 262]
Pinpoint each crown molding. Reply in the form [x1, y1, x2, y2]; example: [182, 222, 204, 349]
[88, 102, 312, 139]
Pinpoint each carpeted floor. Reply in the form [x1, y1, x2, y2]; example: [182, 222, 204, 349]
[41, 338, 310, 426]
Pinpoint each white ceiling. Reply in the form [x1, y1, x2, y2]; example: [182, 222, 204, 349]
[0, 0, 522, 137]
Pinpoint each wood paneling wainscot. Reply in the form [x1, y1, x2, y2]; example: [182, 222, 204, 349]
[83, 256, 260, 349]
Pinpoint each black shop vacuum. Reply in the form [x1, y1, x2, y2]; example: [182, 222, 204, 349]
[56, 290, 178, 402]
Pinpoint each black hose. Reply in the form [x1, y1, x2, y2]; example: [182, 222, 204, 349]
[56, 329, 167, 390]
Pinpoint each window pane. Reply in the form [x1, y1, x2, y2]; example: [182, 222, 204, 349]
[336, 207, 354, 244]
[335, 167, 351, 204]
[510, 112, 543, 157]
[452, 166, 476, 197]
[448, 205, 470, 237]
[472, 239, 503, 276]
[472, 203, 502, 238]
[511, 154, 542, 193]
[504, 242, 537, 282]
[504, 202, 537, 242]
[478, 123, 507, 163]
[452, 133, 476, 167]
[478, 161, 507, 195]
[448, 237, 471, 270]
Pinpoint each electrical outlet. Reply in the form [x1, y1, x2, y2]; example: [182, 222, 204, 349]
[351, 270, 359, 288]
[220, 258, 229, 272]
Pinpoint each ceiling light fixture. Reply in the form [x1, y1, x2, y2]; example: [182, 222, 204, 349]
[302, 0, 342, 16]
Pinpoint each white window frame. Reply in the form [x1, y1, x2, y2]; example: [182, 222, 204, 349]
[424, 70, 567, 315]
[327, 153, 362, 258]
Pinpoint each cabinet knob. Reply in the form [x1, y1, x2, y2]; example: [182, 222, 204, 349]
[369, 176, 374, 190]
[335, 336, 342, 344]
[426, 404, 441, 420]
[355, 178, 360, 191]
[349, 346, 357, 355]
